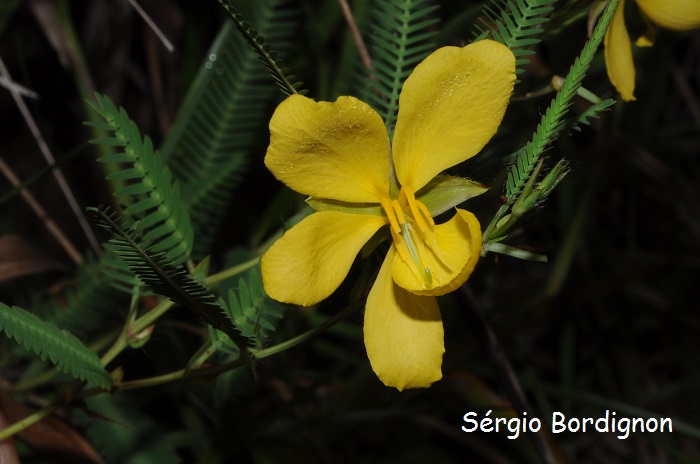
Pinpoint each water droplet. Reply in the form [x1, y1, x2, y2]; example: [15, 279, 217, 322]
[205, 62, 213, 69]
[209, 54, 217, 61]
[216, 67, 223, 75]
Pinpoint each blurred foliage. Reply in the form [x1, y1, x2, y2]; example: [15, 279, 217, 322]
[0, 0, 699, 463]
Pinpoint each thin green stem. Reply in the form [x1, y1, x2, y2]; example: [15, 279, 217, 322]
[109, 304, 358, 391]
[253, 303, 358, 358]
[205, 257, 259, 287]
[100, 258, 259, 367]
[1, 303, 356, 441]
[0, 402, 59, 441]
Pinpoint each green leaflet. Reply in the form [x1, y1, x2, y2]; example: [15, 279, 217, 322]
[86, 94, 194, 265]
[505, 0, 618, 204]
[221, 267, 285, 349]
[472, 0, 558, 76]
[217, 0, 305, 96]
[358, 0, 439, 138]
[568, 98, 616, 132]
[0, 303, 112, 389]
[482, 0, 619, 248]
[87, 207, 246, 351]
[162, 0, 300, 260]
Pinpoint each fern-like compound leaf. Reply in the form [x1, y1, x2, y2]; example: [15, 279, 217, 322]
[473, 0, 557, 75]
[162, 0, 299, 260]
[505, 0, 618, 204]
[359, 0, 439, 137]
[218, 0, 305, 96]
[86, 94, 194, 265]
[87, 207, 247, 351]
[568, 98, 615, 132]
[221, 267, 284, 349]
[0, 303, 112, 389]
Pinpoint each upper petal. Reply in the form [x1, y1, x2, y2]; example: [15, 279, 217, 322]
[265, 95, 391, 203]
[604, 0, 637, 101]
[392, 209, 481, 296]
[364, 248, 444, 391]
[636, 0, 700, 31]
[262, 211, 387, 306]
[392, 41, 515, 191]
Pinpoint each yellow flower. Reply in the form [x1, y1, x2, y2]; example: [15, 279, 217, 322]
[261, 40, 515, 390]
[605, 0, 700, 101]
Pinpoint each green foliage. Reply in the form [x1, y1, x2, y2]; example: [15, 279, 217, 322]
[217, 0, 305, 96]
[568, 98, 615, 132]
[361, 0, 439, 137]
[6, 1, 699, 462]
[162, 0, 300, 260]
[98, 249, 145, 294]
[222, 267, 284, 349]
[0, 303, 112, 389]
[87, 207, 244, 348]
[86, 94, 194, 264]
[504, 0, 617, 205]
[473, 0, 557, 75]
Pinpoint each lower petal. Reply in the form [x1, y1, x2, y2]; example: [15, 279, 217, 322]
[262, 211, 387, 306]
[604, 0, 636, 101]
[636, 0, 700, 31]
[364, 248, 444, 391]
[392, 209, 482, 296]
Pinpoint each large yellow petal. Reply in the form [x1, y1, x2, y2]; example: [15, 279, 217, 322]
[392, 41, 515, 192]
[262, 211, 387, 306]
[265, 95, 391, 203]
[364, 248, 444, 391]
[604, 0, 636, 101]
[392, 209, 481, 296]
[636, 0, 700, 31]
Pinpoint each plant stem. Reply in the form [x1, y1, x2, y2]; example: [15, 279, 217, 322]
[100, 258, 259, 367]
[205, 257, 259, 287]
[110, 304, 358, 390]
[0, 402, 59, 442]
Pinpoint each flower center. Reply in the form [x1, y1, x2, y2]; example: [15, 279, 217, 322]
[380, 186, 438, 286]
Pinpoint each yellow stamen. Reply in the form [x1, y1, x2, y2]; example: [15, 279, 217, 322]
[391, 200, 406, 224]
[380, 197, 401, 234]
[416, 200, 435, 227]
[402, 187, 429, 232]
[381, 188, 437, 288]
[390, 227, 411, 263]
